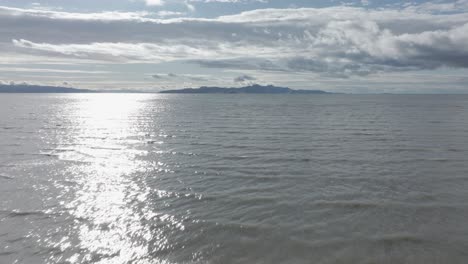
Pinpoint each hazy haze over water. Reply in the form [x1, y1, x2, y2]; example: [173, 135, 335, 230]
[1, 94, 468, 263]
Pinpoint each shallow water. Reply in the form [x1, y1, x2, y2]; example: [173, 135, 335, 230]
[1, 94, 468, 264]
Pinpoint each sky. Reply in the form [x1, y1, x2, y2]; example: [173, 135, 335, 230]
[1, 0, 468, 93]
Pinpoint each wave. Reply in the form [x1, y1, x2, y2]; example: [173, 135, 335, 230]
[311, 200, 467, 210]
[372, 233, 427, 245]
[7, 210, 47, 218]
[0, 251, 15, 256]
[313, 200, 380, 209]
[0, 174, 14, 180]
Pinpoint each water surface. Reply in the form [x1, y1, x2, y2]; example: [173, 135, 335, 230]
[1, 94, 468, 263]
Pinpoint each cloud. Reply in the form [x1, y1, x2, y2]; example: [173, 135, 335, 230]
[144, 0, 164, 6]
[189, 0, 267, 3]
[138, 0, 266, 7]
[0, 6, 155, 22]
[12, 39, 224, 62]
[156, 10, 186, 17]
[185, 1, 196, 12]
[0, 80, 37, 86]
[234, 74, 256, 82]
[2, 4, 468, 79]
[0, 66, 110, 74]
[403, 0, 468, 14]
[151, 72, 210, 81]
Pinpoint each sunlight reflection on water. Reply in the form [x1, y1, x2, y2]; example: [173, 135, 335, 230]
[52, 95, 174, 264]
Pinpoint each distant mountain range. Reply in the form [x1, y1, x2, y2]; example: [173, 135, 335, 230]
[160, 84, 331, 94]
[0, 84, 146, 93]
[0, 84, 96, 93]
[0, 84, 331, 94]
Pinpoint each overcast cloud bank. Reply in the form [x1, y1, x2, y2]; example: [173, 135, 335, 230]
[1, 1, 468, 92]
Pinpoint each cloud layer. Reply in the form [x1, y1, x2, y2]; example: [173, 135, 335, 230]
[4, 6, 468, 74]
[1, 2, 468, 91]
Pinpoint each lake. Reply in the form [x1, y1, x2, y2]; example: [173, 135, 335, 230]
[1, 94, 468, 264]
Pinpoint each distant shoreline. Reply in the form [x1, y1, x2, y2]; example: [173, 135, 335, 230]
[0, 84, 333, 94]
[160, 84, 331, 94]
[2, 84, 467, 95]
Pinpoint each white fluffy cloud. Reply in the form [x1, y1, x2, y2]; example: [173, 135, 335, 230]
[144, 0, 164, 6]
